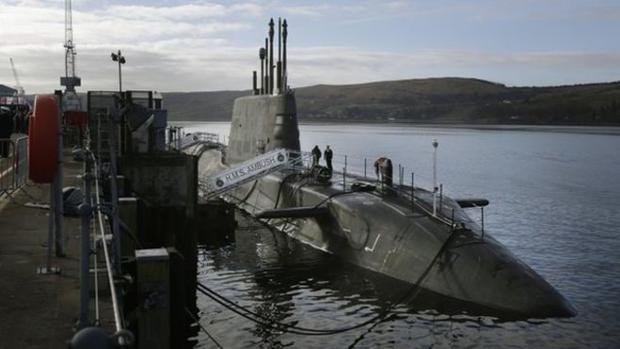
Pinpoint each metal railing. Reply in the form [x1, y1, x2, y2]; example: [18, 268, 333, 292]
[198, 149, 313, 200]
[0, 136, 28, 196]
[167, 128, 221, 151]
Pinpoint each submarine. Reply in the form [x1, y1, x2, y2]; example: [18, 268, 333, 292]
[189, 18, 576, 319]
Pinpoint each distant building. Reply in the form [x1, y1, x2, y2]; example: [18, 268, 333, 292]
[0, 84, 27, 106]
[0, 84, 17, 97]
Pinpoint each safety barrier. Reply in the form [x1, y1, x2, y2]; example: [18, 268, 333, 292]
[166, 127, 221, 151]
[0, 136, 28, 196]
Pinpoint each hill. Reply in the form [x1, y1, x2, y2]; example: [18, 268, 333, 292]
[163, 78, 620, 125]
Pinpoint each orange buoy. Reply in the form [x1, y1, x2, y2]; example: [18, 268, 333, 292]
[28, 95, 59, 183]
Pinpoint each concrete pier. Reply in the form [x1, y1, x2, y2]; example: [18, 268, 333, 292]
[0, 149, 114, 348]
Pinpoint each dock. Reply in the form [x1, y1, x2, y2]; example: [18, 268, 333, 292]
[0, 89, 237, 348]
[0, 148, 115, 348]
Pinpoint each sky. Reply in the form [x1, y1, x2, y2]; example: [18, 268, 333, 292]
[1, 0, 619, 93]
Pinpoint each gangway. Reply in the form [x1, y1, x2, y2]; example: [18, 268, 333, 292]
[171, 132, 221, 151]
[200, 148, 311, 199]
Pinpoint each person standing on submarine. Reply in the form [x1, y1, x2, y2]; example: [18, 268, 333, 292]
[312, 145, 321, 167]
[324, 145, 333, 172]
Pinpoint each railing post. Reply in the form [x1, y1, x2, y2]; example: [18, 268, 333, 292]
[481, 206, 485, 240]
[343, 155, 348, 189]
[47, 184, 55, 268]
[78, 151, 93, 329]
[451, 208, 455, 228]
[11, 140, 17, 189]
[54, 97, 65, 257]
[410, 172, 414, 212]
[108, 113, 122, 272]
[432, 139, 438, 217]
[37, 179, 61, 274]
[439, 184, 443, 214]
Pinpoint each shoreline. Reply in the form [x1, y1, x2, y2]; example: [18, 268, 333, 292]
[170, 120, 620, 136]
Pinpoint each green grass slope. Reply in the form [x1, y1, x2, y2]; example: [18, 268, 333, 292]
[163, 78, 620, 125]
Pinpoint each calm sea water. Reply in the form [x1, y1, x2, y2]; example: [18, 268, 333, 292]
[179, 122, 620, 348]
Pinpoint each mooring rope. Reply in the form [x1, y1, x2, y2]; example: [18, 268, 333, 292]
[185, 307, 224, 349]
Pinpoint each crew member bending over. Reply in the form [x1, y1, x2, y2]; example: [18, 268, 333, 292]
[374, 157, 393, 187]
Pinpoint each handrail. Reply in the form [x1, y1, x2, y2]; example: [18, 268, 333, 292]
[92, 155, 124, 333]
[199, 149, 312, 200]
[168, 130, 220, 151]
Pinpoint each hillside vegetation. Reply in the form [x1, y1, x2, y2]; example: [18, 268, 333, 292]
[163, 77, 620, 125]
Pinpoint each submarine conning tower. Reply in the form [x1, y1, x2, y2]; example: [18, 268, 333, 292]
[227, 93, 300, 164]
[227, 17, 300, 164]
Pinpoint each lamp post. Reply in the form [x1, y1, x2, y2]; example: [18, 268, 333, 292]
[110, 50, 126, 95]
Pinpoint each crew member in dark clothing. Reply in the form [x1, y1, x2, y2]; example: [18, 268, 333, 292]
[324, 145, 333, 171]
[311, 145, 321, 166]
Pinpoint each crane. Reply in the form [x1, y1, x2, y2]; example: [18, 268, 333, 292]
[9, 58, 25, 98]
[60, 0, 82, 111]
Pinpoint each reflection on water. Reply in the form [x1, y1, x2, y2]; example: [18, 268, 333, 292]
[194, 214, 574, 348]
[185, 123, 620, 348]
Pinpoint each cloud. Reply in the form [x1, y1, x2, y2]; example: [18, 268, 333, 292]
[1, 0, 619, 94]
[282, 5, 334, 17]
[104, 3, 263, 21]
[287, 48, 620, 87]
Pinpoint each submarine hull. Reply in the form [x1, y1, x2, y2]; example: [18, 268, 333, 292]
[194, 93, 575, 318]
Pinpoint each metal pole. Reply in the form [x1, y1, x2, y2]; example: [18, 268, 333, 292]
[47, 184, 54, 270]
[364, 158, 367, 178]
[264, 38, 269, 94]
[282, 19, 288, 90]
[118, 54, 122, 94]
[55, 94, 64, 257]
[343, 155, 348, 190]
[97, 114, 101, 168]
[108, 113, 121, 271]
[439, 184, 443, 214]
[268, 18, 274, 95]
[411, 172, 415, 212]
[79, 153, 92, 328]
[259, 48, 265, 94]
[432, 139, 438, 216]
[481, 207, 485, 240]
[276, 62, 282, 95]
[277, 17, 282, 94]
[451, 208, 455, 228]
[260, 57, 264, 94]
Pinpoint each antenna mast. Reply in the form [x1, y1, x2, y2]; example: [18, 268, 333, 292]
[60, 0, 82, 110]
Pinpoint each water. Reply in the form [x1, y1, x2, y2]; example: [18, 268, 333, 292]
[179, 122, 620, 348]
